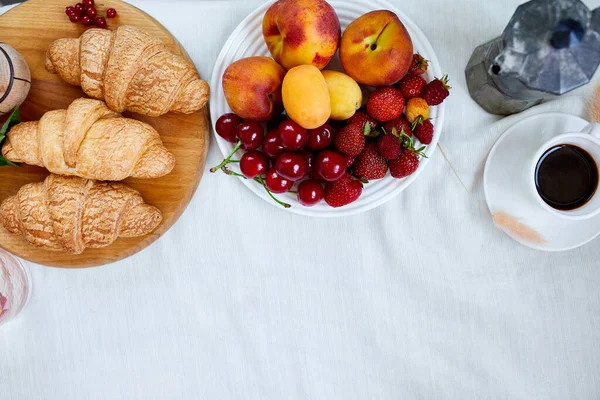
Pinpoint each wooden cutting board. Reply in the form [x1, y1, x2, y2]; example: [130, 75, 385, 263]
[0, 0, 210, 267]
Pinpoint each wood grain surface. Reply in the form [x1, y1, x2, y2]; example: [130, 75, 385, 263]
[0, 0, 210, 267]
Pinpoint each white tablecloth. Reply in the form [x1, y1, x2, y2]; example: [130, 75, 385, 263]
[2, 0, 600, 399]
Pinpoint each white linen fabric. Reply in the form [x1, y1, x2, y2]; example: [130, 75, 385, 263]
[2, 0, 600, 399]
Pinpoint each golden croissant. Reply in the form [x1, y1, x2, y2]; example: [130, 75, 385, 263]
[0, 174, 162, 254]
[2, 98, 175, 181]
[45, 25, 210, 117]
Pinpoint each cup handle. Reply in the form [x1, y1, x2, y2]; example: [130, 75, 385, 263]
[581, 122, 600, 138]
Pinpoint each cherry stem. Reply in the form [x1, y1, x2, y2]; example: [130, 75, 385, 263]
[210, 141, 242, 173]
[258, 176, 291, 209]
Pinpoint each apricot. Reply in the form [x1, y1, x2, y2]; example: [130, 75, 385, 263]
[282, 65, 331, 129]
[321, 70, 362, 120]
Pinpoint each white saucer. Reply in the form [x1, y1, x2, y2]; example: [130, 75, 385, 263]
[484, 112, 600, 251]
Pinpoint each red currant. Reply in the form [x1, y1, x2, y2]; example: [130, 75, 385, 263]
[106, 8, 118, 18]
[65, 6, 75, 15]
[240, 151, 269, 179]
[314, 150, 347, 182]
[306, 123, 334, 151]
[297, 180, 324, 207]
[236, 122, 264, 151]
[82, 0, 94, 7]
[278, 120, 307, 151]
[265, 168, 293, 193]
[262, 130, 284, 159]
[86, 7, 97, 18]
[275, 152, 308, 181]
[69, 12, 81, 22]
[81, 15, 92, 26]
[215, 113, 242, 143]
[95, 16, 107, 28]
[74, 2, 85, 13]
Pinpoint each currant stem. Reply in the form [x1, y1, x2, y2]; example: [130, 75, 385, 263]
[210, 141, 242, 173]
[258, 176, 291, 209]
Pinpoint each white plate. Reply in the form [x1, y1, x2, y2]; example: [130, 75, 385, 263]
[210, 0, 446, 217]
[484, 112, 600, 251]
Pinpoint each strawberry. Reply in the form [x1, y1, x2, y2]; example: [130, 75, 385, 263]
[354, 142, 388, 180]
[389, 151, 420, 179]
[409, 53, 428, 75]
[324, 173, 363, 208]
[334, 123, 370, 157]
[421, 75, 451, 106]
[397, 75, 426, 99]
[366, 86, 405, 123]
[405, 97, 430, 124]
[389, 133, 427, 178]
[412, 118, 434, 145]
[382, 116, 412, 138]
[347, 110, 378, 131]
[377, 133, 402, 160]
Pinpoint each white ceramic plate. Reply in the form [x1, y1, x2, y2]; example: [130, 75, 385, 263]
[210, 0, 446, 217]
[484, 112, 600, 252]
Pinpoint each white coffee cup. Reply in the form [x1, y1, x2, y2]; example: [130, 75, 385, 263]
[529, 123, 600, 220]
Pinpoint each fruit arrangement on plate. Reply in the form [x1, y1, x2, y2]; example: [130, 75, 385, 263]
[211, 0, 449, 215]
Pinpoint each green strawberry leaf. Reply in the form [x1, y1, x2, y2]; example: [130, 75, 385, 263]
[0, 107, 21, 167]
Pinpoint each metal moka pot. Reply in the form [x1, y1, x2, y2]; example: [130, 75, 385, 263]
[466, 0, 600, 115]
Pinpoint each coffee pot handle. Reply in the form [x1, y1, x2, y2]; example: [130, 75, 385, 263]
[581, 123, 600, 139]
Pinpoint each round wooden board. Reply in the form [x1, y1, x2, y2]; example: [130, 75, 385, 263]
[0, 0, 210, 268]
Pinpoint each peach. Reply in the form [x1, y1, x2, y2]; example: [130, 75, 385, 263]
[340, 10, 414, 87]
[262, 0, 341, 70]
[222, 56, 286, 121]
[321, 70, 362, 121]
[282, 65, 331, 129]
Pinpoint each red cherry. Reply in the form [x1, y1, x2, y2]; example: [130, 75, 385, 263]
[262, 130, 284, 159]
[69, 12, 81, 22]
[85, 7, 97, 17]
[240, 150, 269, 179]
[106, 8, 118, 18]
[343, 155, 355, 168]
[95, 16, 107, 28]
[299, 150, 314, 172]
[65, 6, 75, 15]
[74, 3, 85, 13]
[297, 180, 324, 207]
[236, 121, 264, 150]
[275, 152, 308, 181]
[306, 123, 334, 151]
[82, 0, 94, 7]
[278, 120, 308, 151]
[81, 15, 92, 25]
[215, 113, 242, 143]
[265, 168, 293, 193]
[267, 114, 288, 132]
[314, 150, 347, 182]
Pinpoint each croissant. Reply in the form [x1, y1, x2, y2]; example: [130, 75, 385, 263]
[0, 174, 162, 254]
[2, 98, 175, 181]
[45, 25, 210, 117]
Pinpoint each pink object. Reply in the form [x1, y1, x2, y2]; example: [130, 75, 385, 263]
[0, 251, 31, 326]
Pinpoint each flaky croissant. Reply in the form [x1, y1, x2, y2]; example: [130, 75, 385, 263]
[45, 25, 210, 117]
[2, 98, 175, 181]
[0, 174, 162, 254]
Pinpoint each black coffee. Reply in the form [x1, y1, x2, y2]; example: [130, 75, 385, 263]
[535, 144, 599, 211]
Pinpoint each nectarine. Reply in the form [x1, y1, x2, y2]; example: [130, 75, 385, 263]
[222, 57, 286, 122]
[340, 10, 414, 87]
[262, 0, 341, 70]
